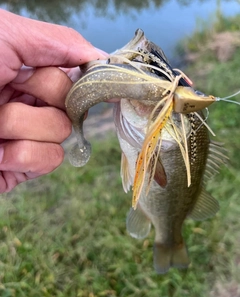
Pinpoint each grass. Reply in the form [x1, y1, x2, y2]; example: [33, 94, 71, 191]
[176, 13, 240, 54]
[1, 15, 240, 297]
[0, 123, 239, 296]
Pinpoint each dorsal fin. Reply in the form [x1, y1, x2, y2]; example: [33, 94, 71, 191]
[203, 141, 229, 183]
[188, 187, 219, 221]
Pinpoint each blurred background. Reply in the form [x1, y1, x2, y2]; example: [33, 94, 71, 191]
[0, 0, 239, 56]
[0, 0, 240, 296]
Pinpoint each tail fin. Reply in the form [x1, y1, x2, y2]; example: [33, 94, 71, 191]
[153, 242, 189, 274]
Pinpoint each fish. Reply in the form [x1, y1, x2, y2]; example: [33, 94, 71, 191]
[113, 97, 227, 274]
[65, 29, 228, 274]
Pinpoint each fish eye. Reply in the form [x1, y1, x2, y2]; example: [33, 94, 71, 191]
[195, 90, 206, 97]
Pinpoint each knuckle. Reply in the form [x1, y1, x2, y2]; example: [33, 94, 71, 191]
[13, 141, 64, 174]
[14, 141, 31, 165]
[0, 140, 64, 178]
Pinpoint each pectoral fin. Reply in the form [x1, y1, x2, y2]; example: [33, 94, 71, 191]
[204, 141, 228, 182]
[126, 206, 151, 239]
[121, 152, 132, 193]
[154, 158, 167, 188]
[188, 187, 219, 221]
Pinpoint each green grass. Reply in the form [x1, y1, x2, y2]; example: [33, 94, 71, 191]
[176, 13, 240, 54]
[1, 16, 240, 297]
[0, 129, 239, 296]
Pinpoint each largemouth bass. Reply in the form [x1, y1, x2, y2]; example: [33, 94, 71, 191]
[113, 98, 225, 274]
[65, 29, 227, 274]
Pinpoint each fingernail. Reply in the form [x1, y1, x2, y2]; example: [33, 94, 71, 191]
[11, 66, 36, 84]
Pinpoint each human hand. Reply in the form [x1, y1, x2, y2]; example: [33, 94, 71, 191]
[0, 9, 107, 193]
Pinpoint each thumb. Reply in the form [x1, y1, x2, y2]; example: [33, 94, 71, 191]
[0, 9, 107, 86]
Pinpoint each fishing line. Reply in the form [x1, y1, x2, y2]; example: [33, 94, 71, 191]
[216, 89, 240, 106]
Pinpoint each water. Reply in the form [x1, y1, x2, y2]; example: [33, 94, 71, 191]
[69, 0, 240, 57]
[1, 0, 239, 58]
[2, 0, 238, 117]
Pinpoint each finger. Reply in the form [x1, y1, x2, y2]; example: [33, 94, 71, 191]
[0, 169, 49, 193]
[9, 94, 47, 107]
[10, 66, 36, 84]
[10, 67, 73, 109]
[0, 102, 72, 143]
[60, 66, 82, 82]
[0, 85, 21, 105]
[0, 10, 108, 86]
[0, 140, 64, 174]
[0, 171, 29, 193]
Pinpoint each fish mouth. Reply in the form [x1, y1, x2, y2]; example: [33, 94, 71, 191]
[194, 90, 207, 97]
